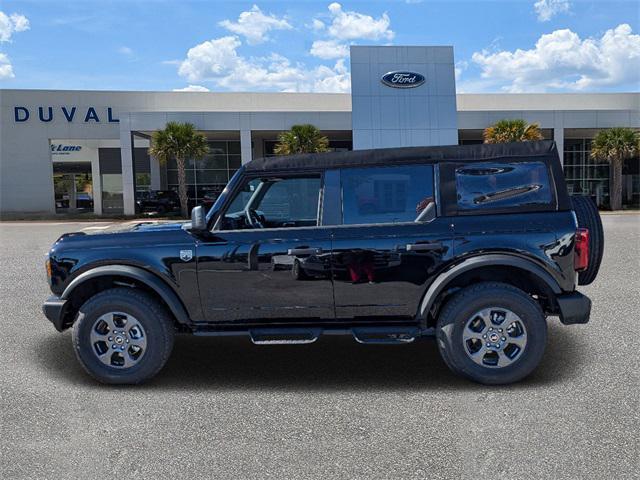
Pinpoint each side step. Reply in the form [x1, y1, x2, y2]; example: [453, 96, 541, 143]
[249, 328, 322, 345]
[352, 326, 419, 344]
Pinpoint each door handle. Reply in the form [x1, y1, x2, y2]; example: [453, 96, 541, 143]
[406, 242, 443, 252]
[288, 247, 322, 255]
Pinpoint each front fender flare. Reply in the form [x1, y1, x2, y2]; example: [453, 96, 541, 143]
[418, 254, 562, 320]
[62, 265, 191, 324]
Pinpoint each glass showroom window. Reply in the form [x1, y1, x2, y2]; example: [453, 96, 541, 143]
[166, 140, 241, 206]
[564, 138, 610, 208]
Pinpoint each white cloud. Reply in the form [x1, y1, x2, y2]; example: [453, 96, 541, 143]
[118, 46, 133, 56]
[173, 85, 210, 92]
[219, 5, 292, 45]
[178, 36, 243, 82]
[310, 39, 349, 60]
[534, 0, 570, 22]
[0, 52, 14, 79]
[471, 24, 640, 92]
[177, 35, 349, 93]
[0, 11, 29, 42]
[311, 19, 325, 31]
[325, 3, 393, 41]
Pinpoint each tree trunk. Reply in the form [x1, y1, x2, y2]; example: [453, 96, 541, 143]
[610, 160, 623, 211]
[176, 156, 189, 218]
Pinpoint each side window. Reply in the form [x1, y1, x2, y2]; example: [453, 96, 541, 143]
[256, 177, 321, 227]
[220, 176, 321, 230]
[341, 165, 434, 225]
[456, 161, 552, 211]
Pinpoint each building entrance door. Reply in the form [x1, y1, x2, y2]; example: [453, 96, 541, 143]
[53, 162, 94, 213]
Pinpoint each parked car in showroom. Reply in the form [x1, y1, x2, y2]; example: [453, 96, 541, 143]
[135, 190, 180, 215]
[43, 141, 603, 385]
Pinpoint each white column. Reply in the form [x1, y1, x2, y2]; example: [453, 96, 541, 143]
[91, 149, 103, 215]
[150, 155, 161, 190]
[554, 126, 564, 166]
[120, 117, 136, 215]
[240, 129, 252, 165]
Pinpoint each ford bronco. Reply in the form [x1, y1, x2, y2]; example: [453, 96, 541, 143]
[43, 140, 603, 385]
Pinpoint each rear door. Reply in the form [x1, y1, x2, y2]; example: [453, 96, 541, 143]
[330, 164, 454, 320]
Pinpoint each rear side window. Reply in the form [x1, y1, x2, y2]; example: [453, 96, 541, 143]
[455, 162, 552, 211]
[341, 165, 434, 225]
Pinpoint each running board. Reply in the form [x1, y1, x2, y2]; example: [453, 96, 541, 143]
[192, 324, 428, 343]
[352, 326, 419, 344]
[249, 328, 322, 345]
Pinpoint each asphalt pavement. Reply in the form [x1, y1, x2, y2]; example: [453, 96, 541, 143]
[0, 215, 638, 479]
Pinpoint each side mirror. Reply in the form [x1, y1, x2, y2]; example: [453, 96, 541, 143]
[190, 205, 206, 231]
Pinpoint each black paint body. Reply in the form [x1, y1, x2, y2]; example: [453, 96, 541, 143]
[44, 141, 586, 333]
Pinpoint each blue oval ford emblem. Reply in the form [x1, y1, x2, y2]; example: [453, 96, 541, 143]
[381, 71, 425, 88]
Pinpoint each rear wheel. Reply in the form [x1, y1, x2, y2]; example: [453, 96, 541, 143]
[571, 195, 604, 285]
[436, 282, 547, 385]
[72, 288, 175, 384]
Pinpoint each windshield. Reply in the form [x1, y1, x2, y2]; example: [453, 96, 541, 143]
[205, 166, 245, 223]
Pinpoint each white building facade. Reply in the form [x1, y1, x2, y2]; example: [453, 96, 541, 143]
[1, 46, 638, 215]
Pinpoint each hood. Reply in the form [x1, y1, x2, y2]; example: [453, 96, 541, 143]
[78, 220, 189, 235]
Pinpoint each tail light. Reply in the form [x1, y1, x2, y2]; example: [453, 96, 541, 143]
[574, 228, 589, 272]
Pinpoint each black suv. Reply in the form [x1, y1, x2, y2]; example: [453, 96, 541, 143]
[136, 190, 180, 215]
[43, 141, 603, 385]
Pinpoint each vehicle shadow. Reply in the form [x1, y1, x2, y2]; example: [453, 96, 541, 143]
[37, 322, 584, 392]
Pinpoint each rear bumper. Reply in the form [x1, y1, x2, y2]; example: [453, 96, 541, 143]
[42, 296, 69, 332]
[557, 291, 591, 325]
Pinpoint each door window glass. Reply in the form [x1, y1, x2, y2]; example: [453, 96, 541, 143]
[221, 176, 321, 229]
[340, 165, 434, 224]
[455, 161, 552, 211]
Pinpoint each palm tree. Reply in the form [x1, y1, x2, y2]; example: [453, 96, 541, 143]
[274, 124, 330, 155]
[148, 122, 209, 217]
[483, 119, 544, 144]
[590, 127, 640, 210]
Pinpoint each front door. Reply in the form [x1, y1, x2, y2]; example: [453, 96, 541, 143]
[196, 174, 335, 323]
[330, 164, 453, 320]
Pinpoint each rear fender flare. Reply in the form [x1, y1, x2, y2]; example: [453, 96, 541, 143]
[62, 265, 191, 324]
[418, 254, 562, 320]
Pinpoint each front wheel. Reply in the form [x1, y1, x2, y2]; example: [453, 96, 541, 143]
[436, 282, 547, 385]
[72, 288, 175, 384]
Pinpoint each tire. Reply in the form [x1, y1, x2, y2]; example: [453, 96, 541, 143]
[436, 282, 547, 385]
[292, 258, 310, 280]
[571, 195, 604, 285]
[72, 288, 175, 384]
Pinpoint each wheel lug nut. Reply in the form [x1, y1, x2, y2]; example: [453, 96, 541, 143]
[502, 336, 506, 341]
[108, 336, 112, 341]
[120, 346, 125, 351]
[486, 343, 490, 347]
[499, 328, 503, 332]
[112, 344, 117, 349]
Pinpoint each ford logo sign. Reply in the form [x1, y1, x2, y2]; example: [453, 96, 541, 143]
[381, 71, 425, 89]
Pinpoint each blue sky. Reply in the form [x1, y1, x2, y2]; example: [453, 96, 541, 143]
[0, 0, 638, 93]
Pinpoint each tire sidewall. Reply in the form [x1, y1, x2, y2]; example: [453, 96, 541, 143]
[73, 290, 172, 384]
[437, 286, 547, 385]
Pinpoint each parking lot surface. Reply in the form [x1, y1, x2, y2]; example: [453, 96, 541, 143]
[1, 216, 638, 479]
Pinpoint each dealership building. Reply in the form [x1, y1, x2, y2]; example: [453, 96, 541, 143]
[1, 46, 638, 216]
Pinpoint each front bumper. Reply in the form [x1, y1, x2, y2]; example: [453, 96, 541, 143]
[42, 296, 69, 332]
[557, 291, 591, 325]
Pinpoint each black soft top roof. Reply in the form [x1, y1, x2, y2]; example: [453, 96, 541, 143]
[245, 140, 558, 172]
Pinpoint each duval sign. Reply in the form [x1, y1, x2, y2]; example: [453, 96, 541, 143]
[14, 106, 119, 123]
[381, 71, 425, 88]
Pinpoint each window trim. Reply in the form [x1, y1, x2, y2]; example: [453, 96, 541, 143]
[336, 163, 437, 227]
